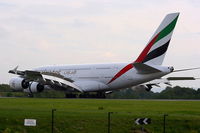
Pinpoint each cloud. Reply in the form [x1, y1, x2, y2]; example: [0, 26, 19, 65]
[102, 52, 117, 58]
[0, 0, 200, 89]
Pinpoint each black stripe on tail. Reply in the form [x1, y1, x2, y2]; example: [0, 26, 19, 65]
[142, 40, 170, 63]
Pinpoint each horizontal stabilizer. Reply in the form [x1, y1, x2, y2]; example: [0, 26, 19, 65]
[133, 63, 161, 74]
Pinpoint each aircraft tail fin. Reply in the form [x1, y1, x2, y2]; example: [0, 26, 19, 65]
[134, 13, 179, 65]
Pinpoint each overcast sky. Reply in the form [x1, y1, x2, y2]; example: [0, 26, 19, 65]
[0, 0, 200, 91]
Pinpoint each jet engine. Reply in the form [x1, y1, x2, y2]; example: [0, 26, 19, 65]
[145, 85, 152, 91]
[9, 77, 44, 93]
[9, 77, 29, 90]
[139, 85, 152, 92]
[28, 82, 44, 93]
[25, 82, 44, 93]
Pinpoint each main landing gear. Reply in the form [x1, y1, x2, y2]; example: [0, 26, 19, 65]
[28, 93, 34, 98]
[65, 92, 106, 99]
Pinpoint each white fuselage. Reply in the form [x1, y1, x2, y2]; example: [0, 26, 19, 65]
[34, 63, 171, 92]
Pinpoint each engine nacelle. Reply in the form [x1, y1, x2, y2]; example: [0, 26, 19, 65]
[28, 82, 44, 93]
[9, 77, 29, 90]
[144, 85, 152, 91]
[139, 85, 152, 92]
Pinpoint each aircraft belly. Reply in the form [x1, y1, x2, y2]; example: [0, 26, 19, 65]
[73, 80, 109, 92]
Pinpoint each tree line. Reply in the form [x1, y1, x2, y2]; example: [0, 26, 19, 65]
[107, 86, 200, 99]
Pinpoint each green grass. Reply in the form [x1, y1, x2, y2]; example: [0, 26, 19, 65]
[0, 98, 200, 133]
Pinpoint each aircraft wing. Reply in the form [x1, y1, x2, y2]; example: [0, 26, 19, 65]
[140, 65, 200, 88]
[8, 66, 83, 92]
[144, 76, 199, 87]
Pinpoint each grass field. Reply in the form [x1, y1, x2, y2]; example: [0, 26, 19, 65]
[0, 98, 200, 133]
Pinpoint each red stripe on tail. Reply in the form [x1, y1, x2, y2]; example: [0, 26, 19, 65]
[134, 33, 160, 63]
[107, 33, 160, 84]
[107, 63, 133, 84]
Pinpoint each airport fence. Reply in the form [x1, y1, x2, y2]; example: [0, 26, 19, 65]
[0, 109, 200, 133]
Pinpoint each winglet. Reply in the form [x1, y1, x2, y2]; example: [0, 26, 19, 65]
[8, 66, 25, 76]
[8, 66, 19, 74]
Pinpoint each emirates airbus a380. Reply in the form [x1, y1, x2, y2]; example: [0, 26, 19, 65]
[8, 13, 199, 98]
